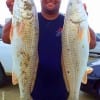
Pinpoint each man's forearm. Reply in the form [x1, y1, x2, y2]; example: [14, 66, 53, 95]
[2, 19, 12, 44]
[89, 27, 96, 49]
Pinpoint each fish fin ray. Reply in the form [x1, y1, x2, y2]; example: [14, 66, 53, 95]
[17, 21, 25, 37]
[82, 66, 93, 84]
[77, 25, 84, 41]
[12, 72, 18, 85]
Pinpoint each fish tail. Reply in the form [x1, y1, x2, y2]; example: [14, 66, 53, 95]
[68, 92, 79, 100]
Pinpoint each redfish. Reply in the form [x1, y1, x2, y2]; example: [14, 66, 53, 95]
[61, 0, 90, 100]
[11, 0, 39, 100]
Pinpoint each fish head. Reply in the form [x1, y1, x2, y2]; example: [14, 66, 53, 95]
[66, 0, 88, 22]
[13, 0, 36, 20]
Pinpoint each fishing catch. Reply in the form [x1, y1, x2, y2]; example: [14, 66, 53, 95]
[10, 0, 39, 100]
[62, 0, 90, 100]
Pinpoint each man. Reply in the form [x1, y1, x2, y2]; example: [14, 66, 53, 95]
[32, 0, 68, 99]
[2, 0, 96, 100]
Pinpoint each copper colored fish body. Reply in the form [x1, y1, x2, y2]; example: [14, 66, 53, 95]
[11, 0, 39, 100]
[62, 0, 89, 100]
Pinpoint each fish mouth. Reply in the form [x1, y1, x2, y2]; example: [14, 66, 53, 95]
[70, 18, 86, 24]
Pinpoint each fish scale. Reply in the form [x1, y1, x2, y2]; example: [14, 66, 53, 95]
[11, 0, 39, 100]
[61, 0, 89, 100]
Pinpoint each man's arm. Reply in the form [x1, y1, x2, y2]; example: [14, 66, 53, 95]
[2, 19, 11, 44]
[89, 27, 96, 49]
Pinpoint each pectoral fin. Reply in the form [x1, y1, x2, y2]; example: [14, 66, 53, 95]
[12, 72, 18, 85]
[77, 25, 84, 41]
[82, 67, 93, 84]
[77, 24, 90, 43]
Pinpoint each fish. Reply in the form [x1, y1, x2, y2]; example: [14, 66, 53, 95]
[61, 0, 90, 100]
[10, 0, 39, 100]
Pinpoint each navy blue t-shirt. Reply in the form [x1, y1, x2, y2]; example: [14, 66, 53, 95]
[31, 13, 68, 100]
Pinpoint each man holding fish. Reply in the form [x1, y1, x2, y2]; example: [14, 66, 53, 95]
[2, 0, 96, 100]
